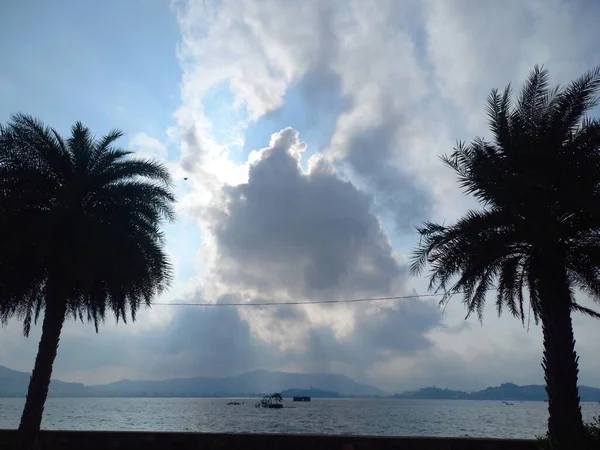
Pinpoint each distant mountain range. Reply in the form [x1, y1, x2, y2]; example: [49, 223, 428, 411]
[0, 366, 384, 398]
[3, 365, 600, 401]
[392, 382, 600, 402]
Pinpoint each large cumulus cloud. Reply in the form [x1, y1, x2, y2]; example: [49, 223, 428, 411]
[201, 128, 443, 378]
[209, 128, 405, 298]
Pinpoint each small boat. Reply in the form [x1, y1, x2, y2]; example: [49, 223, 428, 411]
[502, 401, 514, 405]
[256, 393, 284, 409]
[226, 401, 242, 405]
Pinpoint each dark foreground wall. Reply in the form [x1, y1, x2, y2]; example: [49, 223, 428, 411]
[0, 430, 538, 450]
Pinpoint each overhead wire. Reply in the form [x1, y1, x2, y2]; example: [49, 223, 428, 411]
[152, 288, 498, 307]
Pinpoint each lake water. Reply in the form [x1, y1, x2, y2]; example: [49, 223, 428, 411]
[1, 398, 599, 438]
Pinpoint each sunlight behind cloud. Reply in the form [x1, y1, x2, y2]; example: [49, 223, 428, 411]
[2, 0, 600, 394]
[162, 0, 600, 391]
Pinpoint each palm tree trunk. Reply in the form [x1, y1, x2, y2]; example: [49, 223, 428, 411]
[538, 264, 588, 450]
[18, 299, 67, 432]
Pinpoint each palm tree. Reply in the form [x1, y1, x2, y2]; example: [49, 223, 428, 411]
[411, 66, 600, 450]
[0, 114, 175, 432]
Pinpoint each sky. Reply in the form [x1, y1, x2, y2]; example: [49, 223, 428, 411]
[1, 0, 600, 393]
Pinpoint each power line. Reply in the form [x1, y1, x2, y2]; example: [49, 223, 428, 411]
[152, 290, 495, 307]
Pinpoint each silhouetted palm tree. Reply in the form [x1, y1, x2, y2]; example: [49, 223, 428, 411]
[411, 66, 600, 450]
[0, 114, 175, 432]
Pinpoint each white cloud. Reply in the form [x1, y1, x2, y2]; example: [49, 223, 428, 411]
[425, 0, 600, 135]
[129, 132, 169, 161]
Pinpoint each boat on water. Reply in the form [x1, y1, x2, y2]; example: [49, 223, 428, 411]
[226, 401, 242, 405]
[255, 393, 284, 409]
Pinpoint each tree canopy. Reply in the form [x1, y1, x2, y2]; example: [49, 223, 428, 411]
[0, 114, 175, 334]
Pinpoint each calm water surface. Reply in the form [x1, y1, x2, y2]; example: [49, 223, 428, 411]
[1, 398, 599, 438]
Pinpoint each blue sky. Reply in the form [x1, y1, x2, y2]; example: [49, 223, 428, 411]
[2, 0, 600, 393]
[1, 0, 180, 138]
[243, 71, 351, 166]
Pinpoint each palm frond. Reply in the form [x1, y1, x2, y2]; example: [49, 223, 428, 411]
[463, 266, 496, 322]
[441, 139, 510, 208]
[7, 113, 72, 175]
[68, 122, 95, 173]
[412, 208, 521, 322]
[551, 65, 600, 140]
[89, 129, 125, 170]
[95, 158, 173, 188]
[486, 85, 512, 150]
[571, 302, 600, 319]
[514, 65, 549, 140]
[496, 256, 525, 323]
[566, 241, 600, 303]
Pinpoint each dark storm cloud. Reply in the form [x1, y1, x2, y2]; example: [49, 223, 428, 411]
[279, 298, 442, 369]
[290, 68, 433, 234]
[344, 121, 433, 232]
[209, 127, 405, 299]
[147, 295, 274, 378]
[353, 298, 441, 353]
[296, 69, 353, 134]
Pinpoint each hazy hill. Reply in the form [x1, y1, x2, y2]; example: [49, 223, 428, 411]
[0, 365, 89, 397]
[0, 366, 385, 397]
[392, 386, 469, 400]
[90, 369, 386, 397]
[393, 382, 600, 402]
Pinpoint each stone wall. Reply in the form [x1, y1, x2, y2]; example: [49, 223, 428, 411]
[0, 430, 538, 450]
